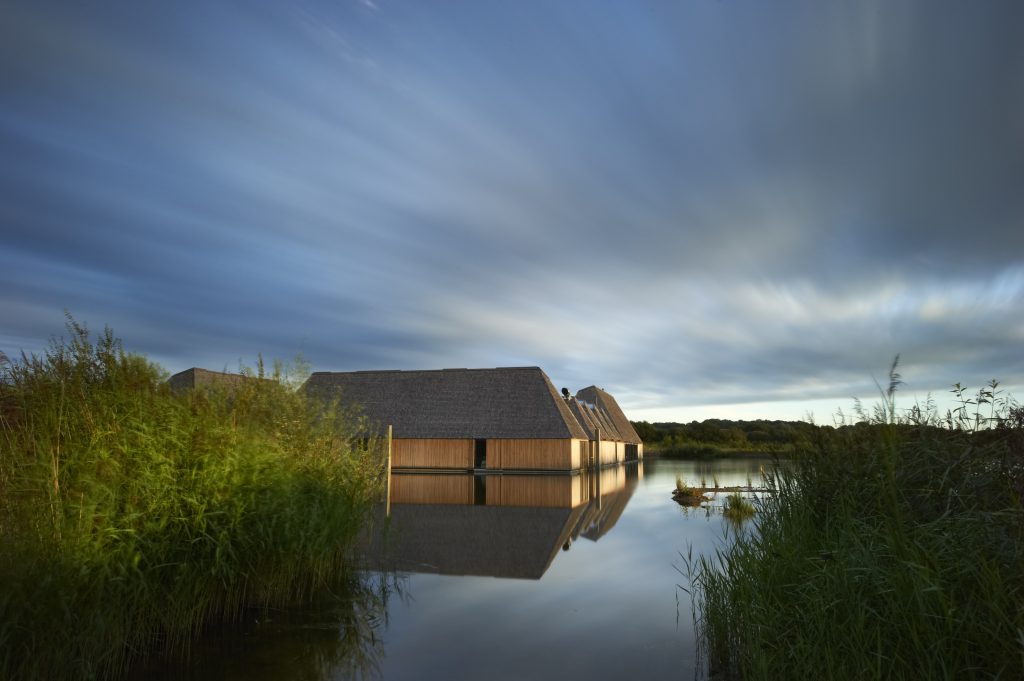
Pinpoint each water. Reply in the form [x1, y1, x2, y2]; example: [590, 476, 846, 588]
[135, 457, 773, 681]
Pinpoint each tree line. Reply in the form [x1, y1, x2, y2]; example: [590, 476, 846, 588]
[631, 418, 820, 456]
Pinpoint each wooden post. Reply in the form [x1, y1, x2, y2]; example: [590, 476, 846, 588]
[385, 424, 393, 518]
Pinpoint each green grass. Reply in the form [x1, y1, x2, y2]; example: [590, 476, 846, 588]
[674, 476, 705, 507]
[721, 492, 754, 522]
[686, 372, 1024, 680]
[0, 318, 386, 680]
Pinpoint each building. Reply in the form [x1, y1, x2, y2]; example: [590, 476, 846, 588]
[302, 366, 643, 472]
[576, 385, 645, 463]
[167, 367, 259, 394]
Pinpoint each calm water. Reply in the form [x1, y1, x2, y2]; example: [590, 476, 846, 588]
[134, 457, 773, 681]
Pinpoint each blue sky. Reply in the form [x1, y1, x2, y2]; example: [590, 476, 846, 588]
[2, 1, 1022, 422]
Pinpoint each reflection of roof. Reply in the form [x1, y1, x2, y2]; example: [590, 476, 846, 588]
[359, 466, 643, 580]
[363, 504, 586, 580]
[303, 367, 588, 439]
[576, 386, 643, 444]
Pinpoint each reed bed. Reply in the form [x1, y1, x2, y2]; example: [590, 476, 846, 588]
[686, 371, 1024, 680]
[721, 492, 754, 522]
[0, 320, 385, 680]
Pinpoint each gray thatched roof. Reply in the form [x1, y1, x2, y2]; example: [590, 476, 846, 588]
[575, 386, 643, 444]
[586, 400, 623, 440]
[167, 367, 256, 394]
[565, 397, 622, 441]
[303, 366, 589, 440]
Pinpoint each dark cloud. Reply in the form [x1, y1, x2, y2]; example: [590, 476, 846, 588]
[1, 0, 1022, 419]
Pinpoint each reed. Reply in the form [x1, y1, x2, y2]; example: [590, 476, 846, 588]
[674, 476, 705, 507]
[686, 370, 1024, 680]
[0, 319, 385, 680]
[721, 492, 754, 522]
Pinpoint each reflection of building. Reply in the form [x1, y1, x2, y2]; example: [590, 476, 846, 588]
[363, 464, 643, 580]
[302, 367, 643, 471]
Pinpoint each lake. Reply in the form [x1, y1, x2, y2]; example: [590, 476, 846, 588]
[132, 457, 773, 681]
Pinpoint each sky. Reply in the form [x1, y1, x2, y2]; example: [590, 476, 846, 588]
[2, 0, 1022, 424]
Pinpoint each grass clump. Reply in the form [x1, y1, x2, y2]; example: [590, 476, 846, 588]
[0, 318, 385, 680]
[687, 366, 1024, 680]
[721, 492, 754, 522]
[674, 476, 705, 507]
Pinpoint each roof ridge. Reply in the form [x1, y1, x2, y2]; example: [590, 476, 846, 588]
[312, 366, 542, 375]
[536, 370, 588, 440]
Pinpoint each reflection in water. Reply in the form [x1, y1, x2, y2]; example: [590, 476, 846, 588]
[127, 572, 401, 681]
[669, 458, 779, 529]
[364, 464, 643, 580]
[133, 458, 775, 681]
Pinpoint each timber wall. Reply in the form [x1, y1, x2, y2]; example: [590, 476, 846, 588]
[391, 438, 585, 471]
[390, 437, 641, 471]
[392, 439, 474, 469]
[597, 440, 618, 465]
[487, 438, 573, 470]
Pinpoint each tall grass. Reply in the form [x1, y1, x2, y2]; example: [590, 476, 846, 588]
[0, 319, 385, 680]
[687, 370, 1024, 680]
[721, 492, 754, 523]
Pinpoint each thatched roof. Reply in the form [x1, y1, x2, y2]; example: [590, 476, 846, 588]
[565, 397, 623, 441]
[167, 367, 256, 393]
[575, 386, 643, 444]
[303, 366, 589, 440]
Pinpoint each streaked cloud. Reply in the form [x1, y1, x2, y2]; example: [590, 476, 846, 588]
[1, 1, 1021, 420]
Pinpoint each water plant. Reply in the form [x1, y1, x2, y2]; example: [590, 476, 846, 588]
[673, 476, 704, 507]
[0, 318, 386, 680]
[721, 492, 754, 522]
[685, 364, 1024, 680]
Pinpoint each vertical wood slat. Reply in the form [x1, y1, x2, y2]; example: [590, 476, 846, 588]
[385, 425, 392, 517]
[486, 438, 572, 470]
[598, 439, 617, 465]
[388, 437, 631, 471]
[392, 439, 474, 468]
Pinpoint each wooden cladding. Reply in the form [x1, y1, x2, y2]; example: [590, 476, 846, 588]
[487, 438, 572, 470]
[390, 436, 642, 471]
[392, 439, 474, 469]
[598, 440, 618, 465]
